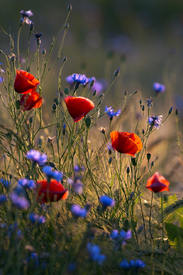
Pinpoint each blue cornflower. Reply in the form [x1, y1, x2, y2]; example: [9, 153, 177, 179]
[29, 213, 46, 224]
[66, 75, 74, 86]
[87, 242, 106, 265]
[0, 68, 5, 83]
[70, 73, 89, 85]
[0, 195, 7, 205]
[100, 195, 115, 207]
[68, 177, 83, 194]
[0, 179, 11, 188]
[71, 204, 88, 218]
[42, 166, 63, 181]
[120, 259, 145, 270]
[26, 149, 47, 166]
[105, 106, 121, 120]
[9, 192, 30, 209]
[153, 82, 165, 94]
[148, 115, 162, 129]
[18, 179, 35, 189]
[30, 252, 39, 267]
[110, 229, 132, 245]
[20, 10, 33, 25]
[74, 165, 85, 173]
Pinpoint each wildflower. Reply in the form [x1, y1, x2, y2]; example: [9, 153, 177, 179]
[153, 82, 165, 93]
[0, 195, 7, 205]
[26, 149, 47, 166]
[30, 252, 39, 267]
[146, 98, 154, 108]
[65, 75, 74, 86]
[9, 192, 30, 209]
[68, 177, 83, 194]
[110, 229, 132, 245]
[71, 204, 88, 218]
[148, 115, 162, 129]
[100, 195, 115, 207]
[64, 96, 95, 122]
[28, 213, 46, 224]
[18, 179, 35, 189]
[74, 165, 85, 173]
[110, 131, 142, 157]
[120, 259, 145, 270]
[105, 106, 121, 120]
[70, 73, 89, 86]
[0, 179, 11, 188]
[35, 33, 42, 45]
[0, 68, 5, 83]
[87, 242, 106, 265]
[36, 179, 68, 203]
[14, 70, 40, 94]
[20, 91, 42, 111]
[146, 172, 170, 193]
[42, 166, 63, 182]
[90, 79, 105, 94]
[20, 10, 33, 25]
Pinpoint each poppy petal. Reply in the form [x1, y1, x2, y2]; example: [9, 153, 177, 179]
[14, 70, 40, 94]
[64, 96, 95, 122]
[146, 172, 170, 193]
[20, 91, 42, 111]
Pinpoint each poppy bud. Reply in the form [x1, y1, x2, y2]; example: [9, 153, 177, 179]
[131, 157, 136, 166]
[63, 124, 66, 135]
[97, 100, 102, 106]
[126, 167, 130, 174]
[65, 23, 69, 29]
[139, 99, 142, 105]
[15, 100, 20, 110]
[10, 54, 16, 63]
[29, 117, 33, 124]
[52, 103, 57, 111]
[42, 48, 46, 55]
[124, 91, 128, 96]
[85, 117, 91, 128]
[29, 21, 34, 31]
[54, 98, 59, 105]
[114, 68, 120, 78]
[133, 90, 138, 95]
[97, 93, 104, 99]
[63, 56, 67, 63]
[142, 105, 145, 111]
[142, 129, 145, 135]
[93, 90, 96, 96]
[90, 79, 95, 88]
[108, 156, 112, 164]
[64, 88, 69, 95]
[151, 161, 154, 168]
[67, 4, 72, 11]
[175, 109, 179, 116]
[147, 153, 151, 161]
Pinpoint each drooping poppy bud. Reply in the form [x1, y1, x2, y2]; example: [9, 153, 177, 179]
[36, 179, 68, 203]
[20, 91, 42, 111]
[110, 131, 142, 157]
[14, 70, 40, 94]
[146, 172, 170, 193]
[64, 96, 95, 122]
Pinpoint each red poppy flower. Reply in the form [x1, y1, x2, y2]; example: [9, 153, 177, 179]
[14, 70, 40, 94]
[36, 179, 69, 203]
[20, 91, 42, 111]
[110, 131, 142, 156]
[146, 172, 170, 193]
[64, 96, 95, 122]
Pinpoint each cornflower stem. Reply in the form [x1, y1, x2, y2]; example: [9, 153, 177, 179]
[149, 192, 154, 240]
[37, 44, 40, 81]
[17, 26, 22, 70]
[26, 30, 32, 71]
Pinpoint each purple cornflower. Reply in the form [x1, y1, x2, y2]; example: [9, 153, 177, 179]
[148, 115, 162, 129]
[20, 10, 33, 25]
[71, 204, 88, 218]
[70, 73, 89, 85]
[91, 80, 105, 94]
[0, 195, 7, 205]
[29, 213, 46, 224]
[0, 179, 11, 188]
[18, 179, 35, 189]
[68, 177, 83, 194]
[9, 192, 30, 209]
[42, 166, 63, 182]
[120, 259, 145, 270]
[87, 242, 106, 265]
[110, 229, 132, 245]
[153, 82, 165, 94]
[74, 165, 85, 173]
[66, 75, 74, 86]
[26, 149, 47, 166]
[100, 195, 115, 207]
[0, 68, 5, 83]
[146, 98, 154, 108]
[105, 106, 121, 120]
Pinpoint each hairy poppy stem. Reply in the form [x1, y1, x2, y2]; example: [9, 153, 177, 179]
[149, 192, 153, 240]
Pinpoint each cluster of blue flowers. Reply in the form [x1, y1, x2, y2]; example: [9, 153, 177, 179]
[26, 149, 47, 166]
[71, 204, 90, 218]
[110, 229, 132, 245]
[0, 179, 11, 188]
[42, 166, 63, 182]
[29, 213, 46, 224]
[18, 179, 35, 189]
[100, 195, 115, 208]
[148, 115, 163, 129]
[87, 243, 106, 265]
[120, 258, 145, 270]
[105, 106, 121, 120]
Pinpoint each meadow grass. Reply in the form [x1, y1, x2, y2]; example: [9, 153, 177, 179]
[0, 5, 183, 275]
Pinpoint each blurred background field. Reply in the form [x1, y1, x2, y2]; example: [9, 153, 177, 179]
[1, 0, 183, 195]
